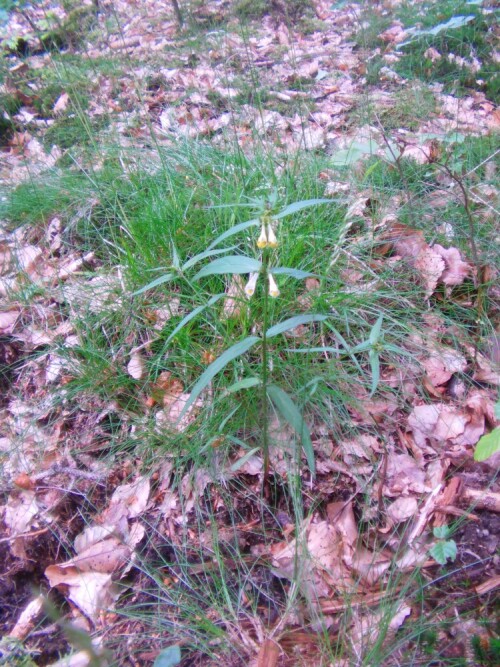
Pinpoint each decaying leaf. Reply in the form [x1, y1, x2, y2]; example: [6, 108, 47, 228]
[127, 351, 146, 380]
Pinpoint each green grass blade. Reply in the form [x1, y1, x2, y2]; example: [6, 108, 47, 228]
[207, 219, 260, 250]
[164, 293, 225, 346]
[179, 336, 260, 421]
[274, 199, 331, 219]
[133, 272, 175, 296]
[267, 384, 315, 476]
[266, 314, 328, 339]
[193, 256, 261, 280]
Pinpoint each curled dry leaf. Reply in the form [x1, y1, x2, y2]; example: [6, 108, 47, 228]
[413, 247, 445, 298]
[0, 310, 19, 335]
[127, 351, 145, 380]
[45, 567, 118, 622]
[385, 453, 428, 496]
[101, 476, 150, 524]
[4, 489, 39, 536]
[386, 496, 418, 523]
[409, 394, 490, 449]
[433, 244, 471, 287]
[8, 595, 44, 640]
[421, 345, 467, 387]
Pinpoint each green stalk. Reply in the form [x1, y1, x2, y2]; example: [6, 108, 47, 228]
[261, 249, 270, 492]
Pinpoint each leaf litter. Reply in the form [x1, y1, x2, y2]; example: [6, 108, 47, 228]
[0, 0, 499, 665]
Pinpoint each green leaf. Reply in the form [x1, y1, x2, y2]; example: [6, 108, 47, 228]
[163, 294, 225, 346]
[182, 246, 237, 271]
[271, 267, 316, 279]
[207, 219, 260, 250]
[274, 199, 331, 219]
[369, 349, 380, 397]
[430, 540, 457, 565]
[433, 525, 452, 539]
[285, 346, 340, 354]
[153, 646, 181, 667]
[398, 14, 476, 48]
[133, 273, 175, 295]
[474, 427, 500, 462]
[266, 314, 328, 339]
[330, 140, 378, 167]
[350, 340, 371, 354]
[226, 377, 261, 393]
[193, 256, 261, 280]
[267, 384, 315, 475]
[178, 336, 260, 420]
[494, 401, 500, 420]
[231, 447, 261, 472]
[369, 314, 384, 345]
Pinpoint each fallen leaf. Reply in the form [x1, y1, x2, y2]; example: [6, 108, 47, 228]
[386, 496, 418, 522]
[45, 567, 118, 622]
[0, 310, 19, 334]
[127, 351, 146, 380]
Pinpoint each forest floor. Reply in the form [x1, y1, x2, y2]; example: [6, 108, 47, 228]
[0, 1, 499, 665]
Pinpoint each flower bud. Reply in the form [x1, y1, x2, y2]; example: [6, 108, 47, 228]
[268, 273, 280, 298]
[266, 225, 278, 248]
[257, 225, 268, 249]
[244, 272, 259, 297]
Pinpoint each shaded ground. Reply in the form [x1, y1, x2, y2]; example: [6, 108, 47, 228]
[0, 1, 499, 666]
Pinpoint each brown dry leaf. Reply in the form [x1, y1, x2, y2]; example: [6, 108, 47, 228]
[53, 92, 70, 115]
[421, 345, 467, 387]
[386, 496, 418, 523]
[101, 476, 150, 524]
[45, 567, 119, 622]
[414, 247, 445, 298]
[351, 603, 411, 653]
[8, 595, 45, 640]
[127, 351, 145, 380]
[384, 453, 428, 495]
[0, 309, 20, 335]
[433, 244, 471, 287]
[408, 404, 467, 448]
[4, 489, 39, 536]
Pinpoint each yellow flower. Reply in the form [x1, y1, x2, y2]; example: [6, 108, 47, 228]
[266, 224, 278, 248]
[257, 225, 268, 249]
[268, 273, 280, 298]
[244, 272, 259, 297]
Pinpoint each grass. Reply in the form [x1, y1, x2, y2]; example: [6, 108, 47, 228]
[1, 1, 499, 665]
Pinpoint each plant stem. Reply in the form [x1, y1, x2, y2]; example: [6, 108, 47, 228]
[261, 250, 270, 492]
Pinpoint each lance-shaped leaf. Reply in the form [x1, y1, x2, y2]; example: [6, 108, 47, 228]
[369, 314, 384, 345]
[274, 199, 331, 219]
[226, 377, 261, 393]
[270, 267, 317, 279]
[163, 293, 225, 346]
[178, 336, 260, 420]
[193, 256, 262, 281]
[267, 384, 315, 475]
[133, 272, 175, 296]
[369, 348, 380, 397]
[182, 246, 237, 271]
[207, 219, 261, 250]
[266, 314, 328, 339]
